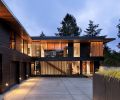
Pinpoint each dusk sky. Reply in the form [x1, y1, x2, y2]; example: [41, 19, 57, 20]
[4, 0, 120, 51]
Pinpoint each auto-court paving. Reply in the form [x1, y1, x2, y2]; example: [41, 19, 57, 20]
[0, 78, 92, 100]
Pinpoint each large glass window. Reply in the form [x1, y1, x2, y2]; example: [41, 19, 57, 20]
[31, 61, 80, 76]
[23, 40, 28, 55]
[74, 43, 80, 57]
[82, 61, 94, 75]
[28, 43, 32, 56]
[10, 32, 15, 49]
[32, 41, 68, 57]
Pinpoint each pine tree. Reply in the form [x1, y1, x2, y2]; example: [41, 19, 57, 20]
[40, 31, 45, 37]
[117, 20, 120, 38]
[84, 20, 102, 36]
[56, 13, 82, 36]
[117, 20, 120, 48]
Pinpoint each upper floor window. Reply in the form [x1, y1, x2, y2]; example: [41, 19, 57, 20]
[10, 32, 15, 49]
[74, 43, 80, 57]
[32, 42, 68, 57]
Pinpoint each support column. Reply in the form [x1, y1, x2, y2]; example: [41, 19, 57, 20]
[34, 61, 36, 75]
[39, 62, 41, 75]
[94, 61, 100, 73]
[68, 42, 73, 57]
[69, 63, 72, 75]
[80, 60, 82, 75]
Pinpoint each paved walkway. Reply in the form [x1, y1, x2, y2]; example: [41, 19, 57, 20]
[1, 78, 92, 100]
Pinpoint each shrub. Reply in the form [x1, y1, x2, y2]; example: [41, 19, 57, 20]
[97, 68, 120, 79]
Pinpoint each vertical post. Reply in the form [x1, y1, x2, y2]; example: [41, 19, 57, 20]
[39, 61, 41, 75]
[68, 42, 73, 57]
[80, 60, 82, 75]
[94, 61, 100, 73]
[34, 61, 36, 75]
[69, 62, 72, 76]
[23, 39, 24, 54]
[27, 41, 28, 55]
[14, 33, 16, 50]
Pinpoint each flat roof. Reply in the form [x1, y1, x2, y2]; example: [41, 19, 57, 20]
[31, 36, 115, 43]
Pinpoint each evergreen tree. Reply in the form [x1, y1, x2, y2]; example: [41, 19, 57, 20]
[117, 20, 120, 48]
[117, 20, 120, 38]
[40, 31, 45, 37]
[84, 20, 102, 36]
[103, 45, 120, 67]
[56, 13, 82, 36]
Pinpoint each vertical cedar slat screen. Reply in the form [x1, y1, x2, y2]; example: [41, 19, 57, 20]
[90, 42, 103, 57]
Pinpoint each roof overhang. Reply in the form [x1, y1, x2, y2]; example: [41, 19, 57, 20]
[31, 36, 115, 43]
[0, 0, 31, 41]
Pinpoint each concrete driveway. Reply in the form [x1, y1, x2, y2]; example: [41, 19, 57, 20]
[1, 77, 92, 100]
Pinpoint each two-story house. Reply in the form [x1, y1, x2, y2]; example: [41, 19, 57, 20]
[0, 0, 115, 93]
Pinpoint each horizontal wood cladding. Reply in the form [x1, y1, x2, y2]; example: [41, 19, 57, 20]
[9, 62, 19, 85]
[0, 45, 31, 93]
[0, 23, 10, 48]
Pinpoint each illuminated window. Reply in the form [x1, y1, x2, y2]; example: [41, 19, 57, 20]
[10, 32, 15, 49]
[74, 43, 80, 57]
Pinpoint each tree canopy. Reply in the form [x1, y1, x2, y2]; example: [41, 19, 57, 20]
[56, 13, 82, 36]
[84, 20, 102, 36]
[117, 20, 120, 38]
[103, 45, 120, 67]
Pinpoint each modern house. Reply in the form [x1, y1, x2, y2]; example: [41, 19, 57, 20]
[0, 0, 115, 93]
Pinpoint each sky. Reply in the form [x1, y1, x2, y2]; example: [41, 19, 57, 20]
[3, 0, 120, 51]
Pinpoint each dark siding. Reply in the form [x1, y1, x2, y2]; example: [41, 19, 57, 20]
[80, 43, 90, 57]
[0, 23, 10, 48]
[0, 45, 31, 93]
[10, 61, 20, 84]
[27, 62, 31, 77]
[20, 62, 27, 80]
[0, 54, 2, 92]
[15, 62, 20, 84]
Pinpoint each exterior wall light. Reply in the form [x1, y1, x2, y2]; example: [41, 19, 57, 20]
[19, 77, 22, 80]
[5, 83, 9, 87]
[26, 75, 29, 77]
